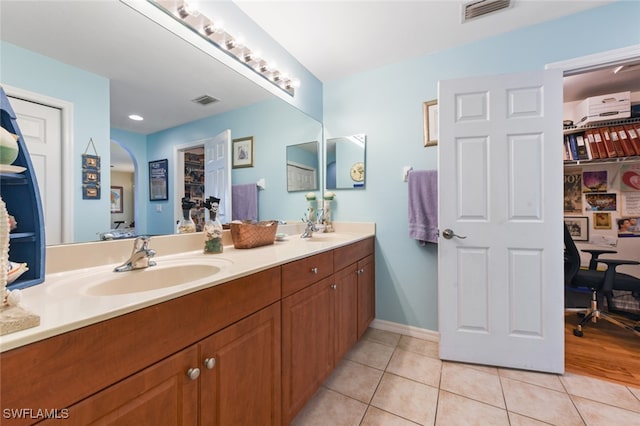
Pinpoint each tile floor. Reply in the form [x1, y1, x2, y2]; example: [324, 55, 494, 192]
[292, 328, 640, 425]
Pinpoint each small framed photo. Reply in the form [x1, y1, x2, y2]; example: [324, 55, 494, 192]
[110, 186, 123, 213]
[232, 136, 254, 168]
[83, 185, 100, 200]
[149, 159, 169, 201]
[593, 212, 611, 230]
[564, 216, 589, 241]
[423, 99, 438, 147]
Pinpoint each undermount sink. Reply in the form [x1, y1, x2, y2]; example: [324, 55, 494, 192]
[86, 263, 222, 296]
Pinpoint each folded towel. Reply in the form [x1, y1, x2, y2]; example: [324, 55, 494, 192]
[232, 183, 258, 221]
[408, 170, 438, 244]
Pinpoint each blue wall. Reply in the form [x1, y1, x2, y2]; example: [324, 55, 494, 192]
[323, 1, 640, 331]
[1, 41, 110, 243]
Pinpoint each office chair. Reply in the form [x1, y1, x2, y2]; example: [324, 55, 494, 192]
[563, 223, 640, 337]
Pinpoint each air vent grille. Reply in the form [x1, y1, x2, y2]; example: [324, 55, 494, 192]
[191, 95, 220, 106]
[462, 0, 512, 22]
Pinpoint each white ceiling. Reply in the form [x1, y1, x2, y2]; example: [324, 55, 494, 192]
[235, 0, 615, 83]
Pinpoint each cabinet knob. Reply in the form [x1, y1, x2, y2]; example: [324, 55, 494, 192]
[311, 267, 318, 274]
[187, 367, 201, 380]
[331, 284, 337, 290]
[204, 357, 216, 370]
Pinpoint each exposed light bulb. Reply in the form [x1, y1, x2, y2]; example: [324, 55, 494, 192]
[175, 1, 199, 19]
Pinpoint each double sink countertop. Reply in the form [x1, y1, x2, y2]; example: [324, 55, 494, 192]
[0, 222, 374, 353]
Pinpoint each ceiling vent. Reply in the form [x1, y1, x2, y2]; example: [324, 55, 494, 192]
[462, 0, 512, 22]
[191, 95, 220, 106]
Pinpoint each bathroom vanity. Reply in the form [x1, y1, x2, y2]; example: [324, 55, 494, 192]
[0, 224, 374, 425]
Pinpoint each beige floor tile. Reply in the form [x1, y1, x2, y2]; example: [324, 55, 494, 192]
[323, 359, 384, 404]
[291, 387, 367, 426]
[386, 348, 442, 388]
[459, 363, 499, 376]
[573, 395, 640, 425]
[371, 373, 438, 425]
[560, 372, 640, 413]
[397, 335, 439, 359]
[501, 376, 583, 426]
[345, 339, 395, 370]
[435, 390, 509, 426]
[498, 367, 564, 391]
[440, 362, 505, 408]
[363, 328, 402, 347]
[361, 406, 420, 426]
[507, 412, 553, 426]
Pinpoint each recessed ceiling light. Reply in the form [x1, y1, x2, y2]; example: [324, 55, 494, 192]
[128, 114, 144, 121]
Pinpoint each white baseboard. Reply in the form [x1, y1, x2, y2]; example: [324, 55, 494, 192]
[370, 318, 440, 343]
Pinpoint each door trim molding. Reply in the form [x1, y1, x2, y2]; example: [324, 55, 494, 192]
[2, 84, 74, 244]
[546, 44, 640, 74]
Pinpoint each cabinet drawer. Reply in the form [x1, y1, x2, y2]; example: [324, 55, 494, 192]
[282, 251, 333, 297]
[334, 237, 374, 272]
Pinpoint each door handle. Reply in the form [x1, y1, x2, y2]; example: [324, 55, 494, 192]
[442, 228, 467, 240]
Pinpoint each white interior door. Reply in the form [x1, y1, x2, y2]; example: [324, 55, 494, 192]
[438, 69, 565, 373]
[9, 96, 63, 245]
[205, 130, 231, 224]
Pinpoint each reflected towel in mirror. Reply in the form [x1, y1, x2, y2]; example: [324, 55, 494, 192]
[408, 170, 438, 245]
[232, 184, 258, 221]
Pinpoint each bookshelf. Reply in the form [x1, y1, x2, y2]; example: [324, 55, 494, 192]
[0, 88, 45, 290]
[564, 117, 640, 165]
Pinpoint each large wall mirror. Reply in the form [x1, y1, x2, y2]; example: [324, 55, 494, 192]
[1, 1, 322, 244]
[326, 134, 366, 190]
[286, 141, 320, 192]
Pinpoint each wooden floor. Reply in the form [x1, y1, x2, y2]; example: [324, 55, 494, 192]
[565, 311, 640, 388]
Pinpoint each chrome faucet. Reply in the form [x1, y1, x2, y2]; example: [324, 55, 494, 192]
[114, 236, 157, 272]
[301, 219, 317, 239]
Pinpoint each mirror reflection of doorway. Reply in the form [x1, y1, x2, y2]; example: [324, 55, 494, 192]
[109, 140, 136, 237]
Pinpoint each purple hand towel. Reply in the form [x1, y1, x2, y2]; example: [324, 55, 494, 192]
[232, 183, 258, 221]
[408, 170, 438, 244]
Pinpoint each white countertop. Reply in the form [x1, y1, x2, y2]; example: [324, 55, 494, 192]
[0, 223, 374, 352]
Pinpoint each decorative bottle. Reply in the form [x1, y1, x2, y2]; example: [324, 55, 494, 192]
[203, 196, 223, 254]
[177, 197, 196, 233]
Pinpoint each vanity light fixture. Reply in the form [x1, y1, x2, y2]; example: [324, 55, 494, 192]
[150, 0, 299, 96]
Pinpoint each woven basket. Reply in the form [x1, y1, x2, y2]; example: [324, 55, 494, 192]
[229, 220, 279, 249]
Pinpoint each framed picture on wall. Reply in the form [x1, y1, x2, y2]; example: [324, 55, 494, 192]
[423, 99, 438, 147]
[232, 136, 254, 168]
[110, 186, 123, 213]
[593, 212, 611, 230]
[149, 159, 169, 201]
[564, 216, 589, 241]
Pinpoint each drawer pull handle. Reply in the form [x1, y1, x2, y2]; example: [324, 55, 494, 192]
[311, 267, 318, 274]
[204, 357, 216, 370]
[187, 367, 201, 380]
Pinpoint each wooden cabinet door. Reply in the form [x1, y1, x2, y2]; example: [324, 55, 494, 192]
[281, 277, 334, 424]
[199, 303, 281, 426]
[333, 263, 358, 362]
[52, 346, 199, 426]
[357, 254, 375, 338]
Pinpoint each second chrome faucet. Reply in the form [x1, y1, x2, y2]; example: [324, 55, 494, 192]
[114, 236, 157, 272]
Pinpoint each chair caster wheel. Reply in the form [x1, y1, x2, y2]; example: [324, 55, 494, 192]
[573, 329, 583, 337]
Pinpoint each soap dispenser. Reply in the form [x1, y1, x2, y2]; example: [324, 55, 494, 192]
[177, 197, 197, 234]
[203, 196, 223, 253]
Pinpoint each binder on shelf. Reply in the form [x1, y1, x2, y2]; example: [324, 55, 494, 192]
[575, 134, 590, 160]
[599, 128, 618, 158]
[607, 127, 626, 157]
[583, 130, 600, 159]
[615, 126, 636, 156]
[625, 125, 640, 155]
[567, 134, 579, 160]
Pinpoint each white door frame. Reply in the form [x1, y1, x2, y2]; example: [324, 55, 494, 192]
[3, 84, 74, 244]
[546, 44, 640, 75]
